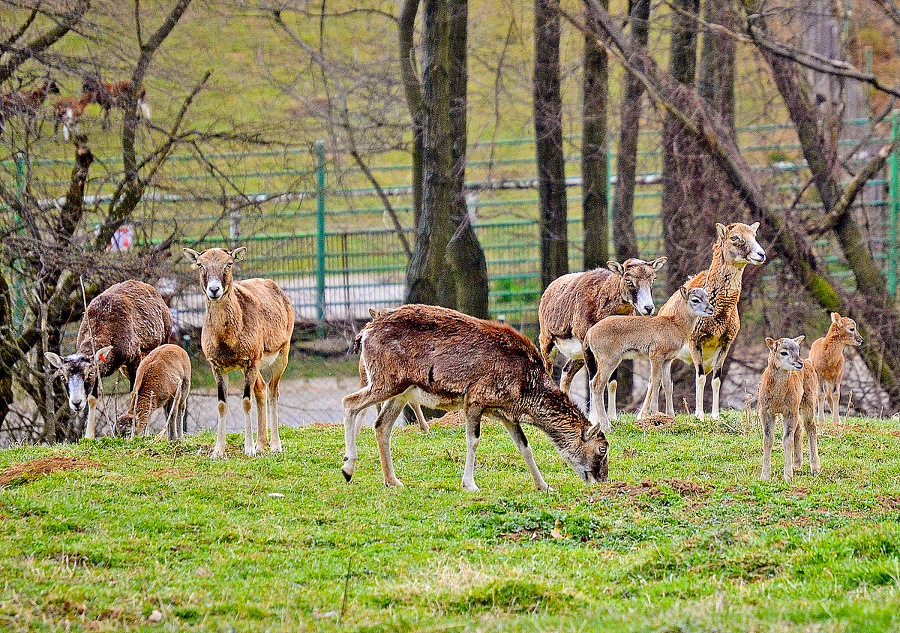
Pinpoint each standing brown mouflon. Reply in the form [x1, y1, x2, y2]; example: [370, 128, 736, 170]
[46, 280, 173, 439]
[183, 247, 294, 458]
[808, 312, 863, 426]
[115, 344, 191, 441]
[758, 336, 820, 481]
[538, 257, 666, 412]
[659, 222, 766, 420]
[342, 304, 609, 491]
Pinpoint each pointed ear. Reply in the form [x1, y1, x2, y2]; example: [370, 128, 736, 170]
[46, 352, 62, 369]
[679, 286, 688, 300]
[369, 308, 379, 319]
[583, 423, 607, 442]
[95, 345, 113, 364]
[606, 261, 625, 276]
[182, 248, 200, 265]
[652, 256, 667, 271]
[765, 337, 777, 352]
[831, 312, 841, 324]
[716, 223, 727, 239]
[230, 247, 246, 261]
[793, 335, 805, 345]
[749, 221, 760, 233]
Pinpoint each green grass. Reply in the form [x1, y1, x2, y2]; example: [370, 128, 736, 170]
[2, 413, 900, 631]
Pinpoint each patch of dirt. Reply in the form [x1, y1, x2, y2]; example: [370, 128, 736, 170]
[636, 413, 675, 431]
[0, 457, 101, 487]
[429, 411, 464, 427]
[148, 467, 196, 479]
[592, 480, 664, 500]
[877, 495, 900, 511]
[829, 423, 900, 438]
[661, 478, 710, 497]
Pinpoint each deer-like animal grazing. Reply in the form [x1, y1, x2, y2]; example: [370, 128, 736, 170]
[52, 93, 93, 141]
[808, 312, 863, 426]
[115, 344, 191, 441]
[0, 79, 60, 134]
[341, 304, 609, 491]
[538, 257, 667, 415]
[658, 222, 766, 420]
[758, 336, 820, 481]
[583, 286, 714, 431]
[183, 247, 294, 458]
[46, 280, 173, 439]
[81, 76, 151, 129]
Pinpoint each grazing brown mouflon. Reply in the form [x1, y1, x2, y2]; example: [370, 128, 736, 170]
[758, 336, 820, 481]
[342, 304, 609, 491]
[808, 312, 863, 426]
[116, 344, 191, 441]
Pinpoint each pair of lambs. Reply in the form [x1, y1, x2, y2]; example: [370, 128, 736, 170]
[46, 280, 189, 441]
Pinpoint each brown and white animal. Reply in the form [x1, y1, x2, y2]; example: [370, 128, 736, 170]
[0, 79, 60, 134]
[46, 280, 173, 439]
[115, 344, 191, 441]
[758, 336, 820, 481]
[808, 312, 863, 426]
[583, 286, 714, 431]
[81, 76, 150, 129]
[183, 247, 294, 458]
[538, 257, 667, 414]
[658, 222, 766, 420]
[52, 92, 93, 141]
[341, 304, 609, 491]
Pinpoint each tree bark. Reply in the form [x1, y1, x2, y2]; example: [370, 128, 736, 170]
[445, 0, 489, 318]
[398, 0, 424, 229]
[534, 0, 569, 290]
[581, 0, 608, 271]
[612, 0, 649, 262]
[405, 0, 454, 306]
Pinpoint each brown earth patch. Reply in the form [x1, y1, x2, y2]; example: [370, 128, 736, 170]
[636, 413, 675, 431]
[429, 411, 464, 427]
[877, 495, 900, 511]
[148, 467, 196, 479]
[829, 423, 900, 438]
[0, 457, 101, 487]
[592, 480, 664, 500]
[661, 478, 711, 496]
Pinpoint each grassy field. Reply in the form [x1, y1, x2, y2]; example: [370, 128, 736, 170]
[2, 412, 900, 631]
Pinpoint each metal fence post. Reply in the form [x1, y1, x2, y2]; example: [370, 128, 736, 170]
[315, 140, 327, 323]
[889, 112, 899, 298]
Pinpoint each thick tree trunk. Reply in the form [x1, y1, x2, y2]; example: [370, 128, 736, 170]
[581, 0, 608, 271]
[534, 0, 569, 290]
[612, 0, 649, 263]
[405, 0, 454, 306]
[445, 0, 489, 318]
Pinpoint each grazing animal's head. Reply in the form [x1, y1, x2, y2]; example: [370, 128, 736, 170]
[115, 412, 137, 438]
[828, 312, 863, 346]
[577, 423, 609, 484]
[766, 336, 805, 372]
[680, 286, 714, 318]
[717, 222, 766, 267]
[607, 257, 667, 316]
[45, 346, 113, 412]
[183, 247, 246, 301]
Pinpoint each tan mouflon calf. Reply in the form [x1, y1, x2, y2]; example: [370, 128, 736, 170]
[538, 257, 666, 415]
[808, 312, 863, 426]
[115, 344, 191, 441]
[758, 337, 820, 481]
[583, 286, 714, 431]
[342, 304, 609, 492]
[46, 280, 173, 439]
[184, 247, 294, 458]
[659, 222, 766, 420]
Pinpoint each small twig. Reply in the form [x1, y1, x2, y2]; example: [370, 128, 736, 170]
[338, 556, 353, 626]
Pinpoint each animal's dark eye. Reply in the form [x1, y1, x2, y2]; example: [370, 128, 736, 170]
[730, 236, 742, 243]
[625, 280, 635, 287]
[780, 351, 788, 356]
[225, 263, 233, 269]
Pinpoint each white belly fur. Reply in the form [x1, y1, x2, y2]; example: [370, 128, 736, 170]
[554, 337, 584, 360]
[260, 351, 280, 370]
[403, 386, 459, 411]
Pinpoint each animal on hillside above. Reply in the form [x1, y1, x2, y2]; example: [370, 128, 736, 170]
[0, 79, 60, 134]
[46, 280, 173, 439]
[342, 304, 609, 491]
[757, 336, 820, 481]
[52, 93, 93, 141]
[81, 75, 151, 129]
[183, 246, 294, 459]
[659, 221, 766, 420]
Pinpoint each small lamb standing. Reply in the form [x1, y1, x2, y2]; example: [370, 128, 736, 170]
[341, 304, 609, 491]
[758, 336, 820, 481]
[115, 344, 191, 441]
[658, 222, 766, 420]
[183, 247, 294, 458]
[46, 280, 173, 439]
[808, 312, 863, 426]
[538, 257, 666, 411]
[583, 286, 714, 431]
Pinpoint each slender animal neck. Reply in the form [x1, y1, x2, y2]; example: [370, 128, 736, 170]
[706, 241, 744, 308]
[205, 286, 242, 333]
[525, 389, 588, 448]
[764, 355, 793, 387]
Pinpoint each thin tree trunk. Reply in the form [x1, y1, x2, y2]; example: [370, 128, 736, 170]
[534, 0, 569, 290]
[612, 0, 649, 263]
[398, 0, 424, 229]
[582, 0, 608, 271]
[405, 0, 453, 306]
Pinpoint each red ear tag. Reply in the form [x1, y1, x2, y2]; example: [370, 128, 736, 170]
[99, 354, 106, 363]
